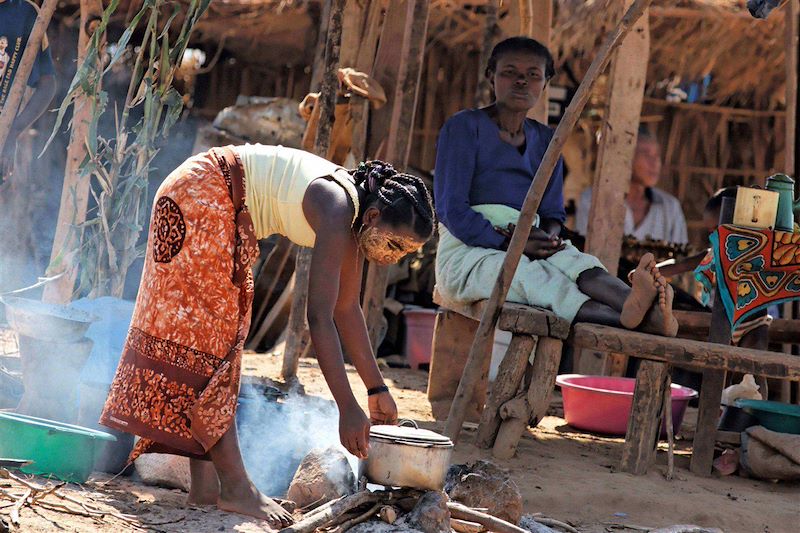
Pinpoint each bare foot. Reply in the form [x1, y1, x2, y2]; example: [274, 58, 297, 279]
[641, 283, 679, 337]
[621, 253, 660, 329]
[218, 482, 294, 528]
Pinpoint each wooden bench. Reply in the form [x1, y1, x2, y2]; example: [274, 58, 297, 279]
[429, 292, 571, 459]
[572, 323, 800, 476]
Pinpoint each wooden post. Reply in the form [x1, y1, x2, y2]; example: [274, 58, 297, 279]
[349, 0, 383, 163]
[362, 0, 430, 347]
[474, 0, 499, 107]
[585, 0, 650, 274]
[525, 0, 552, 123]
[43, 0, 105, 304]
[690, 198, 733, 476]
[475, 334, 537, 448]
[444, 0, 655, 443]
[282, 0, 346, 380]
[620, 359, 669, 474]
[0, 0, 58, 155]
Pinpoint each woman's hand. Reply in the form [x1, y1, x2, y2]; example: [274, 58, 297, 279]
[368, 391, 398, 425]
[339, 403, 371, 459]
[496, 223, 565, 260]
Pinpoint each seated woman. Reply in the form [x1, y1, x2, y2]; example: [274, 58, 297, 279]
[434, 37, 676, 336]
[99, 145, 434, 527]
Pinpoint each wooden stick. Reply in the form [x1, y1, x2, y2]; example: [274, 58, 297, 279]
[279, 491, 382, 533]
[452, 517, 487, 533]
[9, 488, 31, 526]
[0, 0, 58, 155]
[447, 502, 529, 533]
[283, 0, 346, 380]
[664, 374, 675, 481]
[443, 0, 656, 442]
[333, 502, 382, 533]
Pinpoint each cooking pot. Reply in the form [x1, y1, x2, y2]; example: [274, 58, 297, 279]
[360, 420, 453, 491]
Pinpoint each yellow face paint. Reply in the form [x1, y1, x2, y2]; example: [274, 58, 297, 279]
[358, 226, 423, 265]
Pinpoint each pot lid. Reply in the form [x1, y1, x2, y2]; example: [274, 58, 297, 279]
[369, 423, 453, 446]
[767, 173, 795, 184]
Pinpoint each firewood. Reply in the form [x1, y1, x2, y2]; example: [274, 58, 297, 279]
[447, 501, 529, 533]
[333, 502, 382, 533]
[279, 491, 383, 533]
[452, 517, 487, 533]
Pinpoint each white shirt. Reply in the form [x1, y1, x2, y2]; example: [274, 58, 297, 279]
[575, 186, 688, 244]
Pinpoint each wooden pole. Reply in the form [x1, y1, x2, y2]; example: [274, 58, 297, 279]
[0, 0, 58, 155]
[782, 0, 799, 403]
[282, 0, 346, 380]
[443, 0, 655, 442]
[43, 0, 105, 304]
[526, 0, 552, 123]
[361, 0, 430, 348]
[584, 0, 650, 274]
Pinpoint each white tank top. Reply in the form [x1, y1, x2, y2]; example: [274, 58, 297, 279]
[235, 144, 360, 247]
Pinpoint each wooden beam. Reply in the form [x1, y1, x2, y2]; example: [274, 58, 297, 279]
[283, 0, 346, 380]
[43, 0, 105, 304]
[585, 0, 649, 274]
[474, 0, 499, 107]
[674, 310, 799, 344]
[526, 0, 552, 123]
[444, 0, 655, 443]
[0, 0, 58, 156]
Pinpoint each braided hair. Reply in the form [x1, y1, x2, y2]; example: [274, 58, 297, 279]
[351, 160, 435, 239]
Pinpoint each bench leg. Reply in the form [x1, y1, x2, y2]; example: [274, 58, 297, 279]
[690, 368, 726, 476]
[492, 337, 562, 460]
[476, 334, 537, 448]
[620, 359, 669, 475]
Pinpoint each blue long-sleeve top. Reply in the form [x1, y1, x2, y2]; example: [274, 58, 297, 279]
[434, 109, 566, 249]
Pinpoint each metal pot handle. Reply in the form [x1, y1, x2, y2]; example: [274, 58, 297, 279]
[398, 419, 419, 429]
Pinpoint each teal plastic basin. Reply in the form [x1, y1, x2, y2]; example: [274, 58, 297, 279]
[735, 399, 800, 435]
[0, 412, 116, 482]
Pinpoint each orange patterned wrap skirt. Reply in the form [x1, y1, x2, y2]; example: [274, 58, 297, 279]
[100, 147, 259, 460]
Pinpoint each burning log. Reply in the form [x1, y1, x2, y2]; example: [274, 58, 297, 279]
[278, 490, 384, 533]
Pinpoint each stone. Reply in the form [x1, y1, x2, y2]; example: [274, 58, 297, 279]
[134, 453, 191, 491]
[286, 447, 355, 509]
[398, 491, 451, 533]
[444, 460, 523, 525]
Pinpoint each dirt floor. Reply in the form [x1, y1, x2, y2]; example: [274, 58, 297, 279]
[2, 352, 798, 533]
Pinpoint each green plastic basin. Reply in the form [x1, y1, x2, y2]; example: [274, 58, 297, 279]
[735, 399, 800, 435]
[0, 412, 116, 483]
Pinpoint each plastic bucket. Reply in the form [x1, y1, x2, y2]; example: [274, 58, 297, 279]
[556, 374, 698, 436]
[0, 411, 116, 483]
[403, 308, 438, 370]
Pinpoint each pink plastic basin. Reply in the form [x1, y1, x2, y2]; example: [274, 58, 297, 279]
[556, 374, 698, 436]
[403, 308, 438, 370]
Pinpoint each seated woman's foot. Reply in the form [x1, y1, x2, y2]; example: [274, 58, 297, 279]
[641, 283, 679, 337]
[621, 253, 660, 329]
[218, 481, 294, 528]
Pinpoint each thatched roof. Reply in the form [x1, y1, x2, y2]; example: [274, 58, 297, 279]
[553, 0, 787, 108]
[56, 0, 788, 108]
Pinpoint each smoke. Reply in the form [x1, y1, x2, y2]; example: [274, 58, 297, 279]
[237, 383, 358, 497]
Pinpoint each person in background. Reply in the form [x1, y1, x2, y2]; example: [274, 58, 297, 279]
[434, 37, 677, 337]
[0, 0, 57, 183]
[576, 127, 688, 245]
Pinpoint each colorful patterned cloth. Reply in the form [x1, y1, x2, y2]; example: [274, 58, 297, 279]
[100, 147, 259, 460]
[708, 225, 800, 328]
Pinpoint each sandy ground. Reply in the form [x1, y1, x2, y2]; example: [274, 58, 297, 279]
[2, 352, 798, 533]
